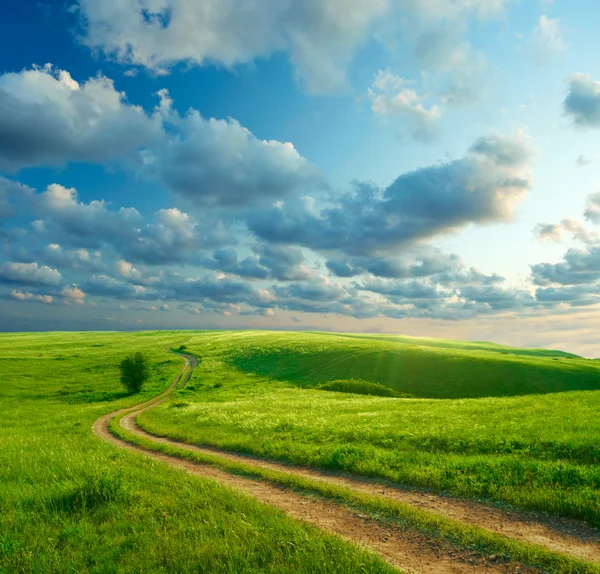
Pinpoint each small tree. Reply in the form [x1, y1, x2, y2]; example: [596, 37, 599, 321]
[119, 352, 150, 393]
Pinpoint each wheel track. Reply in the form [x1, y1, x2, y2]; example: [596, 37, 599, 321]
[93, 351, 599, 573]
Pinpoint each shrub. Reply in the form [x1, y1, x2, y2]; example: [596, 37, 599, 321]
[119, 352, 150, 393]
[315, 379, 413, 398]
[177, 344, 187, 352]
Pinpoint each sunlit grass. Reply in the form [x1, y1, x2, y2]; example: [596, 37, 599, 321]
[0, 331, 396, 574]
[140, 330, 600, 527]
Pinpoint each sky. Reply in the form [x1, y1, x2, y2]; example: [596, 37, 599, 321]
[2, 1, 600, 356]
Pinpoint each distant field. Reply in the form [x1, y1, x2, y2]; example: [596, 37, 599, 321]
[138, 330, 600, 527]
[0, 332, 394, 574]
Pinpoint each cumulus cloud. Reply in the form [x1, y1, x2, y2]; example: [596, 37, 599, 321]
[535, 284, 599, 307]
[210, 249, 269, 280]
[326, 250, 460, 279]
[248, 132, 533, 256]
[31, 183, 142, 247]
[61, 285, 86, 304]
[41, 243, 105, 272]
[0, 177, 30, 220]
[534, 222, 563, 242]
[0, 261, 62, 286]
[76, 0, 387, 94]
[534, 218, 597, 244]
[199, 243, 312, 281]
[530, 192, 600, 300]
[143, 103, 321, 208]
[564, 73, 600, 127]
[584, 193, 600, 224]
[10, 290, 53, 304]
[531, 246, 600, 286]
[26, 183, 232, 265]
[2, 66, 320, 211]
[0, 64, 164, 170]
[161, 273, 275, 307]
[253, 244, 313, 281]
[75, 0, 510, 95]
[83, 274, 145, 299]
[369, 70, 442, 141]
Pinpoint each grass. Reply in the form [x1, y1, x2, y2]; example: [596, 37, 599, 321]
[224, 331, 599, 398]
[0, 331, 397, 574]
[137, 331, 600, 527]
[315, 379, 414, 397]
[3, 329, 600, 572]
[111, 410, 600, 574]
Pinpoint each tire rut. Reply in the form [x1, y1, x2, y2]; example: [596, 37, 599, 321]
[93, 351, 595, 573]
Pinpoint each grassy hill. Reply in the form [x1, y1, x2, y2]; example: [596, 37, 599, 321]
[0, 332, 394, 574]
[137, 330, 600, 527]
[3, 328, 600, 573]
[223, 331, 600, 398]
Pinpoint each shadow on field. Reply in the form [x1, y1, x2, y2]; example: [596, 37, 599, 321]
[40, 473, 128, 514]
[35, 387, 132, 404]
[227, 347, 600, 399]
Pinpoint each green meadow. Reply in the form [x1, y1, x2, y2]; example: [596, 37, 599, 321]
[2, 329, 600, 573]
[0, 332, 394, 574]
[138, 331, 600, 527]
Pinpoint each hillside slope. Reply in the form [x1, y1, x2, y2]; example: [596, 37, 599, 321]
[223, 331, 600, 398]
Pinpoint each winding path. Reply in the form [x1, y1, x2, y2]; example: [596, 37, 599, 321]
[93, 352, 600, 574]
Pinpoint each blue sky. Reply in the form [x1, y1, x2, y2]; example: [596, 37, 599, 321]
[2, 0, 600, 356]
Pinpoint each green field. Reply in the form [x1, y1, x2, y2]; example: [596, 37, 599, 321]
[2, 329, 600, 573]
[138, 331, 600, 527]
[0, 332, 394, 574]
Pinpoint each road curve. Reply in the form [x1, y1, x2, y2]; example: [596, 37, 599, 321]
[92, 351, 599, 574]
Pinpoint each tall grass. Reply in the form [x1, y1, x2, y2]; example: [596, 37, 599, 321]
[0, 331, 395, 574]
[139, 331, 600, 527]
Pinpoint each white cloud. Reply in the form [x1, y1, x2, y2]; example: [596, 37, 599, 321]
[62, 285, 86, 304]
[10, 290, 53, 304]
[142, 104, 321, 207]
[0, 262, 62, 286]
[369, 70, 442, 142]
[76, 0, 510, 94]
[76, 0, 388, 93]
[0, 64, 164, 170]
[564, 74, 600, 127]
[534, 15, 566, 53]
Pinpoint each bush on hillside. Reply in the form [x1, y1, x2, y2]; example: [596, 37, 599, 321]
[119, 352, 150, 393]
[315, 379, 413, 398]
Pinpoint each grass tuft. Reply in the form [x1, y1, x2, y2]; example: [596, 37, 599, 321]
[316, 379, 414, 398]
